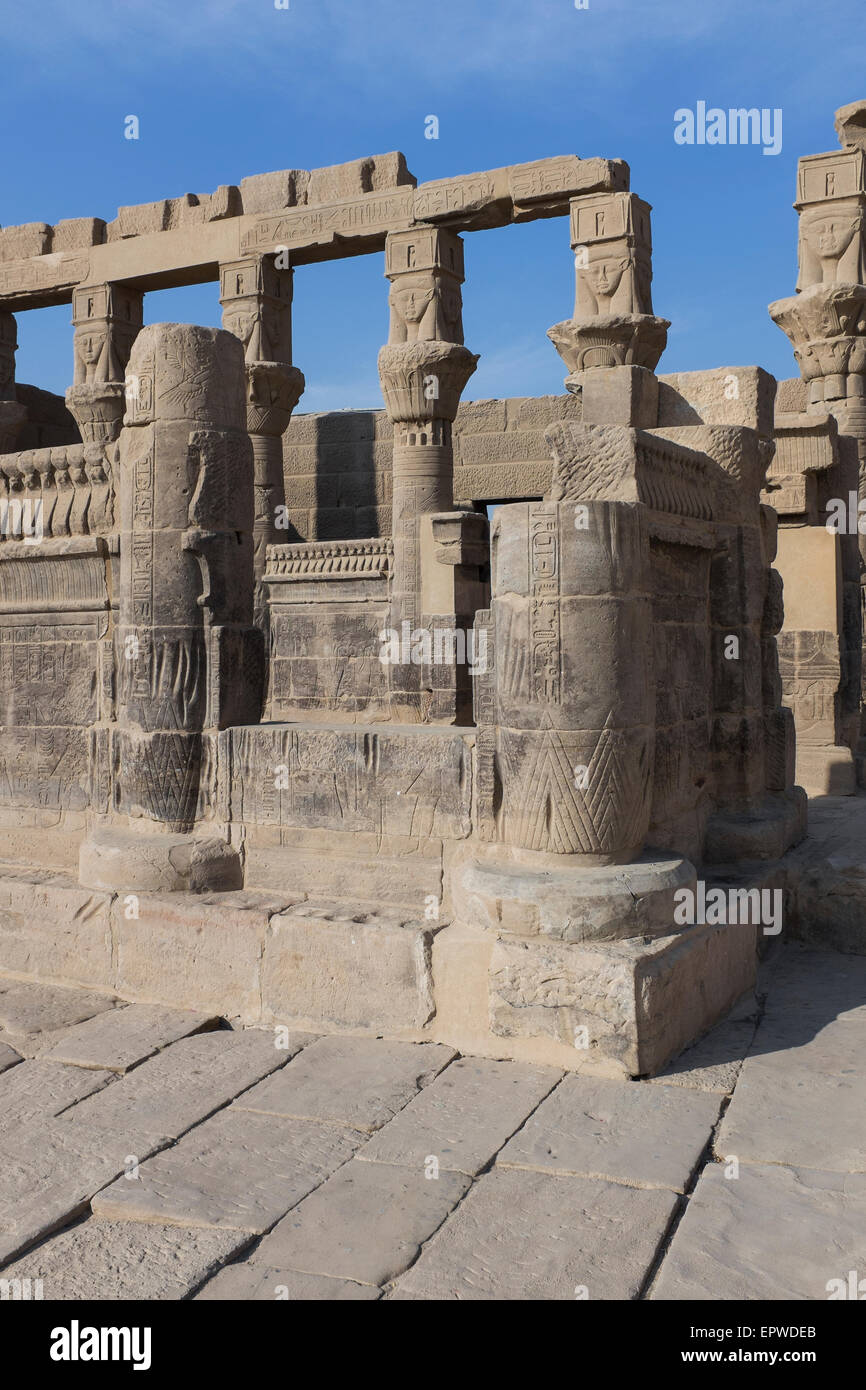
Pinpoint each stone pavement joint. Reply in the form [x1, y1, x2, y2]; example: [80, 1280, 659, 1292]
[0, 944, 863, 1299]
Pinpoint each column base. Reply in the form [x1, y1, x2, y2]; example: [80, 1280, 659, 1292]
[448, 842, 695, 942]
[438, 844, 764, 1075]
[78, 827, 242, 893]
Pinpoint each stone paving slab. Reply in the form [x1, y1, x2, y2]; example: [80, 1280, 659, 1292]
[0, 1040, 22, 1075]
[59, 1028, 312, 1150]
[0, 944, 861, 1300]
[716, 951, 866, 1171]
[390, 1166, 679, 1300]
[649, 1016, 759, 1094]
[651, 1160, 866, 1300]
[41, 1003, 219, 1073]
[0, 1217, 253, 1300]
[252, 1157, 471, 1286]
[0, 1058, 114, 1127]
[356, 1057, 561, 1176]
[497, 1075, 721, 1192]
[93, 1107, 362, 1233]
[758, 945, 866, 1032]
[0, 980, 118, 1056]
[0, 1121, 129, 1266]
[234, 1035, 456, 1133]
[195, 1264, 380, 1301]
[715, 1035, 866, 1172]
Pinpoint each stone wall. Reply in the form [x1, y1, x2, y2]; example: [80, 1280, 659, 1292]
[282, 369, 777, 541]
[280, 394, 582, 542]
[15, 384, 80, 451]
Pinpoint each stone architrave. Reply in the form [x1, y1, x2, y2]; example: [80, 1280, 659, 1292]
[66, 283, 143, 444]
[378, 226, 479, 722]
[219, 253, 304, 615]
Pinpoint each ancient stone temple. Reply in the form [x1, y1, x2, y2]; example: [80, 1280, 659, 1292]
[1, 127, 857, 1080]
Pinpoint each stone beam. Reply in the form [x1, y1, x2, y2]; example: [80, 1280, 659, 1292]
[0, 154, 628, 311]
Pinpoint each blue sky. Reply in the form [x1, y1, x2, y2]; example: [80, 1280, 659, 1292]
[3, 0, 866, 410]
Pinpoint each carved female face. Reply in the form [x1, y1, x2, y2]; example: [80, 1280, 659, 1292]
[807, 216, 859, 259]
[394, 285, 433, 323]
[584, 257, 629, 301]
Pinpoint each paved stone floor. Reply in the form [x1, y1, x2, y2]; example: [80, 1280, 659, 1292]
[0, 940, 863, 1300]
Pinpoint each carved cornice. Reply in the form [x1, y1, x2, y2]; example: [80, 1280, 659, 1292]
[265, 538, 393, 581]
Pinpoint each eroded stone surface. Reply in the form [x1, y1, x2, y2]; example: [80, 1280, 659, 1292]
[252, 1158, 471, 1286]
[497, 1075, 721, 1192]
[0, 1041, 22, 1074]
[0, 1121, 127, 1266]
[195, 1264, 380, 1301]
[92, 1106, 361, 1233]
[652, 1161, 866, 1301]
[60, 1028, 306, 1149]
[234, 1035, 456, 1133]
[0, 1058, 114, 1126]
[41, 1002, 218, 1073]
[0, 981, 117, 1052]
[390, 1167, 678, 1300]
[649, 1014, 759, 1094]
[716, 1024, 866, 1172]
[357, 1057, 561, 1176]
[0, 1216, 252, 1300]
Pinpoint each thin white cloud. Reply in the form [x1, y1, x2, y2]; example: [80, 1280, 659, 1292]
[0, 0, 829, 87]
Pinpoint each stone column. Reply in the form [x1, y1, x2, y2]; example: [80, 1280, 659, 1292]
[770, 101, 866, 782]
[219, 253, 305, 621]
[377, 226, 479, 721]
[547, 190, 669, 417]
[79, 322, 259, 892]
[66, 283, 143, 443]
[0, 311, 27, 454]
[490, 497, 654, 863]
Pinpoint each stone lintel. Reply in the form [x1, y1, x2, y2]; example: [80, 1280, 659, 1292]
[0, 156, 628, 310]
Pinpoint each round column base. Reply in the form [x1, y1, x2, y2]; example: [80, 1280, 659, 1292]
[79, 827, 243, 893]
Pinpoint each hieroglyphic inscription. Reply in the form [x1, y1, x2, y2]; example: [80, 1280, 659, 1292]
[240, 189, 415, 254]
[472, 607, 498, 842]
[130, 450, 154, 631]
[528, 503, 561, 705]
[223, 725, 472, 840]
[0, 254, 89, 304]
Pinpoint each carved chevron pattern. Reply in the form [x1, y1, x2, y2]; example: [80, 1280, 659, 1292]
[501, 713, 651, 854]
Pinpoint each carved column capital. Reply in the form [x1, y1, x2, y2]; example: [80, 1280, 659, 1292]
[549, 191, 669, 387]
[378, 340, 478, 426]
[245, 360, 305, 436]
[770, 282, 866, 405]
[220, 253, 294, 367]
[66, 283, 143, 442]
